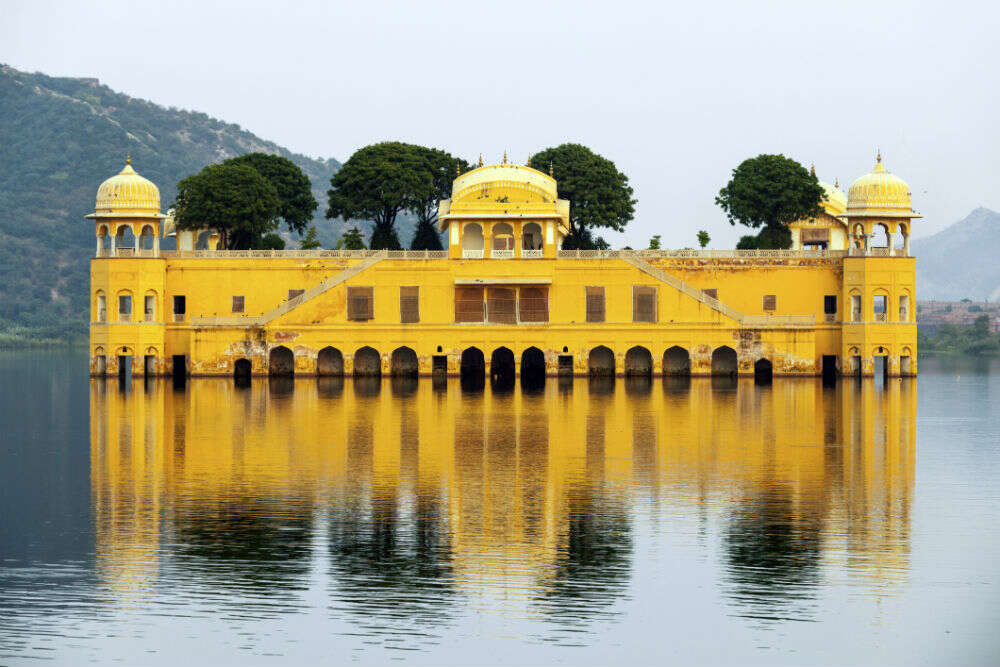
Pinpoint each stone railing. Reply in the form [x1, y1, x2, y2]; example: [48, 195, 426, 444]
[742, 315, 815, 327]
[491, 249, 515, 259]
[462, 249, 485, 259]
[160, 249, 445, 259]
[521, 249, 544, 258]
[847, 247, 909, 257]
[558, 249, 850, 259]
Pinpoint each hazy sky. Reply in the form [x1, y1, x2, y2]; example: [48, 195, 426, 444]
[4, 0, 997, 246]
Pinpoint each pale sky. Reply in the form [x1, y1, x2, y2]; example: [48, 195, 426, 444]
[4, 0, 997, 247]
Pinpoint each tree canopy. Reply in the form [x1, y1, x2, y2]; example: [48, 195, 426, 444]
[299, 226, 321, 249]
[336, 226, 366, 250]
[224, 153, 318, 234]
[173, 162, 281, 249]
[326, 142, 434, 250]
[715, 154, 825, 249]
[410, 146, 469, 250]
[529, 143, 635, 249]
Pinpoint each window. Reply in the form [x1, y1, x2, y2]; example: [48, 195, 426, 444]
[173, 295, 186, 323]
[455, 286, 484, 322]
[703, 288, 718, 300]
[144, 295, 155, 321]
[118, 295, 132, 322]
[519, 287, 548, 322]
[633, 285, 657, 323]
[586, 286, 606, 323]
[97, 294, 107, 322]
[824, 295, 837, 314]
[899, 295, 910, 322]
[487, 287, 517, 324]
[347, 287, 374, 321]
[232, 296, 245, 313]
[851, 294, 861, 322]
[288, 289, 305, 300]
[874, 294, 887, 322]
[762, 295, 777, 311]
[400, 286, 419, 323]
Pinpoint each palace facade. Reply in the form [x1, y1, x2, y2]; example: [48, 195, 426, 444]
[88, 154, 918, 379]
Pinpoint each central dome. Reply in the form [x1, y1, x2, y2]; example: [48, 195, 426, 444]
[451, 163, 557, 203]
[92, 158, 163, 217]
[845, 154, 917, 218]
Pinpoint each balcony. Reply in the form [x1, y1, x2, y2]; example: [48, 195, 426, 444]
[875, 312, 887, 322]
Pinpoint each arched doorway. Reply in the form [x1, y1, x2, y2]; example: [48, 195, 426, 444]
[353, 346, 382, 377]
[490, 346, 516, 391]
[711, 346, 738, 377]
[269, 346, 294, 376]
[663, 346, 690, 375]
[115, 224, 136, 253]
[520, 347, 546, 390]
[390, 346, 418, 377]
[624, 346, 653, 376]
[460, 347, 485, 391]
[754, 358, 773, 383]
[234, 358, 252, 385]
[522, 222, 542, 252]
[588, 346, 615, 377]
[317, 347, 344, 376]
[461, 223, 484, 257]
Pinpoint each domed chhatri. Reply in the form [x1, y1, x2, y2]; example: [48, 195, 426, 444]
[88, 156, 165, 218]
[819, 179, 847, 216]
[844, 152, 920, 219]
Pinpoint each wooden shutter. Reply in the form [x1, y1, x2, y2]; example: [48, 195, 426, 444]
[400, 286, 419, 323]
[802, 228, 831, 243]
[455, 286, 484, 322]
[347, 286, 374, 321]
[633, 285, 656, 323]
[487, 287, 517, 324]
[586, 286, 605, 323]
[232, 296, 245, 313]
[519, 287, 548, 322]
[763, 294, 776, 311]
[703, 288, 718, 300]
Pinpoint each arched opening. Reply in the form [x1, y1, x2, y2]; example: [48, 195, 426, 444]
[492, 222, 514, 255]
[875, 223, 891, 249]
[520, 347, 546, 391]
[900, 347, 913, 375]
[390, 346, 418, 377]
[317, 347, 344, 376]
[139, 225, 156, 252]
[115, 224, 136, 252]
[94, 347, 106, 376]
[663, 346, 690, 375]
[143, 347, 158, 376]
[95, 290, 107, 322]
[97, 225, 111, 257]
[117, 347, 133, 384]
[522, 222, 543, 252]
[269, 346, 294, 376]
[461, 223, 484, 257]
[588, 346, 615, 377]
[460, 347, 485, 391]
[116, 290, 133, 323]
[353, 346, 382, 377]
[234, 358, 252, 385]
[143, 290, 156, 322]
[711, 346, 738, 377]
[624, 346, 653, 377]
[490, 347, 516, 391]
[754, 358, 773, 384]
[196, 230, 214, 250]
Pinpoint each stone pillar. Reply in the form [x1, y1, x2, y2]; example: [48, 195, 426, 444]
[903, 231, 910, 256]
[153, 233, 160, 257]
[109, 233, 117, 257]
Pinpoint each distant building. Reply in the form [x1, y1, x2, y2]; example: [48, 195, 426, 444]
[87, 153, 919, 378]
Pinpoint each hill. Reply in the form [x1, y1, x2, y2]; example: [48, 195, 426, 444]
[0, 64, 343, 341]
[912, 207, 1000, 302]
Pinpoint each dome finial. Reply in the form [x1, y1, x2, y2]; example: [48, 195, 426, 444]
[810, 163, 816, 176]
[126, 152, 131, 165]
[477, 153, 483, 168]
[456, 162, 460, 177]
[526, 155, 532, 168]
[876, 148, 882, 164]
[835, 177, 839, 188]
[502, 150, 508, 165]
[549, 161, 553, 177]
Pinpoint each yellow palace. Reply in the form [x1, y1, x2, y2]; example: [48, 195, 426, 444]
[87, 154, 918, 379]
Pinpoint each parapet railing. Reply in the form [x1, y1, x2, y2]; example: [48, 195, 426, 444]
[160, 249, 448, 259]
[558, 249, 851, 259]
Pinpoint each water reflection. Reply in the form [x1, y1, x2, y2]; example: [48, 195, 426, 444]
[88, 375, 916, 630]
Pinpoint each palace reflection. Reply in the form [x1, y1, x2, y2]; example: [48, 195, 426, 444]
[90, 375, 916, 622]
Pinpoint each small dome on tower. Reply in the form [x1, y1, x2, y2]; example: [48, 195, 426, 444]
[91, 157, 163, 218]
[819, 180, 847, 216]
[845, 153, 918, 218]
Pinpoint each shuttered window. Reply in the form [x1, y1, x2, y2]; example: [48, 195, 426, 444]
[487, 287, 517, 324]
[347, 286, 374, 321]
[703, 288, 718, 300]
[633, 285, 656, 323]
[455, 286, 485, 322]
[519, 287, 548, 322]
[400, 286, 419, 323]
[586, 286, 605, 323]
[232, 296, 245, 313]
[763, 294, 777, 311]
[824, 295, 837, 314]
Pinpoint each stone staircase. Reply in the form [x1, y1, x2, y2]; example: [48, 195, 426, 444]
[621, 253, 745, 321]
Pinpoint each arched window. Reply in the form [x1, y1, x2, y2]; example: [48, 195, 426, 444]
[116, 290, 133, 323]
[143, 290, 157, 322]
[522, 222, 543, 254]
[492, 222, 514, 256]
[97, 225, 111, 257]
[115, 224, 136, 254]
[139, 225, 156, 253]
[462, 223, 484, 258]
[95, 290, 107, 322]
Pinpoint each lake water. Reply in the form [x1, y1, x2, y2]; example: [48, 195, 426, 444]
[1, 350, 999, 666]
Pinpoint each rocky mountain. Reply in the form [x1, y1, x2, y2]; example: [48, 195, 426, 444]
[0, 64, 343, 340]
[913, 207, 1000, 302]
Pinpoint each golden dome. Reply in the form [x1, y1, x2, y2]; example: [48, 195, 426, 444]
[819, 179, 847, 216]
[88, 157, 165, 218]
[844, 153, 920, 218]
[451, 163, 558, 203]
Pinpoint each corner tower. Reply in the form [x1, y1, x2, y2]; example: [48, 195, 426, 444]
[85, 156, 167, 257]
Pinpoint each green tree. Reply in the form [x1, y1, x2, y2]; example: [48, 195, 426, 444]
[260, 233, 285, 250]
[648, 235, 661, 250]
[224, 153, 317, 234]
[327, 142, 433, 250]
[410, 147, 470, 250]
[697, 230, 710, 248]
[173, 162, 280, 249]
[335, 226, 366, 250]
[529, 143, 635, 249]
[299, 226, 321, 249]
[716, 154, 824, 250]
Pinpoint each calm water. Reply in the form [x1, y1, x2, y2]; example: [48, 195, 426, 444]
[1, 351, 999, 666]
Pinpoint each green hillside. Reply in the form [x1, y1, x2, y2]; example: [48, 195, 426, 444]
[0, 64, 341, 342]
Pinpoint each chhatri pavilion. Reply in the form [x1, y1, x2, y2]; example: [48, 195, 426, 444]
[87, 153, 918, 379]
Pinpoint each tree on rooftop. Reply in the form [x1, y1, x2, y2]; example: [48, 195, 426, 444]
[326, 142, 433, 250]
[529, 143, 636, 250]
[173, 162, 280, 249]
[335, 226, 366, 250]
[224, 153, 318, 235]
[697, 230, 710, 248]
[299, 226, 321, 249]
[715, 154, 825, 250]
